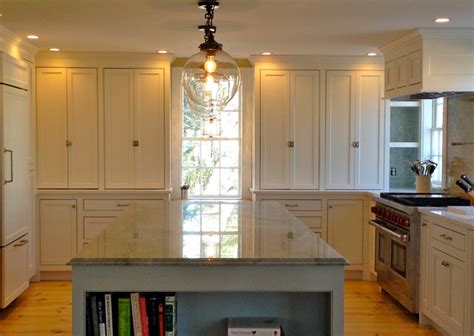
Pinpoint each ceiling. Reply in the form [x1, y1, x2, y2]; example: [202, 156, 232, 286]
[0, 0, 473, 57]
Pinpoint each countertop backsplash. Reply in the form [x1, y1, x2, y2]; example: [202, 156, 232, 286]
[446, 93, 474, 196]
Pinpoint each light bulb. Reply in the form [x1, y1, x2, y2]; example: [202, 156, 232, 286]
[204, 56, 217, 73]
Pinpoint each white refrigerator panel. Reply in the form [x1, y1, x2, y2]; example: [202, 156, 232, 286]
[1, 85, 29, 246]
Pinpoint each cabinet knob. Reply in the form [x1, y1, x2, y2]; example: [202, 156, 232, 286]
[422, 223, 427, 227]
[72, 205, 76, 209]
[441, 261, 450, 267]
[352, 141, 360, 148]
[288, 141, 294, 148]
[13, 239, 28, 247]
[440, 234, 453, 241]
[66, 140, 72, 147]
[133, 140, 139, 147]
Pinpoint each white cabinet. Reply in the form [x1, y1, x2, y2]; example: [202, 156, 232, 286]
[430, 247, 465, 335]
[327, 199, 364, 266]
[36, 68, 98, 189]
[104, 69, 165, 189]
[420, 213, 472, 336]
[260, 70, 319, 190]
[39, 200, 77, 270]
[0, 235, 29, 308]
[326, 71, 383, 190]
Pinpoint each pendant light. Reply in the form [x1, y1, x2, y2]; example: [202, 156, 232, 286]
[182, 0, 241, 119]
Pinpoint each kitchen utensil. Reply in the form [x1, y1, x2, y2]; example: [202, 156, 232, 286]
[456, 179, 472, 193]
[460, 174, 474, 187]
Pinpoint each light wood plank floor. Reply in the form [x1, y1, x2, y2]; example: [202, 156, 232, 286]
[0, 280, 440, 335]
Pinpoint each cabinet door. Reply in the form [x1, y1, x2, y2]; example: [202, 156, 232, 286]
[420, 221, 430, 313]
[104, 69, 135, 188]
[260, 70, 290, 189]
[40, 200, 77, 266]
[0, 53, 29, 90]
[430, 247, 465, 335]
[36, 68, 68, 188]
[134, 69, 165, 189]
[354, 71, 383, 189]
[1, 235, 29, 308]
[290, 71, 319, 189]
[396, 56, 408, 88]
[327, 199, 364, 265]
[408, 51, 422, 85]
[2, 86, 29, 246]
[385, 60, 396, 91]
[326, 71, 355, 189]
[67, 68, 98, 189]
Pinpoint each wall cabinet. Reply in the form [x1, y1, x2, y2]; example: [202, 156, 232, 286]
[260, 70, 319, 190]
[420, 214, 473, 336]
[327, 199, 364, 266]
[36, 68, 98, 189]
[104, 69, 165, 189]
[39, 200, 77, 271]
[325, 71, 384, 190]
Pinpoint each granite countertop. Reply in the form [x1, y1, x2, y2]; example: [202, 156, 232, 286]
[70, 201, 347, 266]
[418, 208, 474, 230]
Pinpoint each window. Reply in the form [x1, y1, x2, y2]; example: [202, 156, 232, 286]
[429, 98, 444, 186]
[182, 202, 240, 258]
[182, 91, 241, 198]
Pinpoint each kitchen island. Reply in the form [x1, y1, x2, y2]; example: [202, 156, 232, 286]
[70, 201, 347, 335]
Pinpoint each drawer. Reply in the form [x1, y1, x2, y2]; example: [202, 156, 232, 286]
[83, 217, 117, 239]
[1, 235, 29, 308]
[432, 224, 466, 251]
[83, 199, 161, 211]
[276, 200, 322, 211]
[296, 216, 323, 229]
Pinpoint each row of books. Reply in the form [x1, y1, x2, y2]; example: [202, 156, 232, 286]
[86, 292, 176, 336]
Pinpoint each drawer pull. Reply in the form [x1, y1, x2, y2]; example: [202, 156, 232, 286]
[284, 204, 298, 208]
[421, 223, 427, 227]
[116, 203, 130, 207]
[13, 239, 28, 247]
[440, 234, 453, 241]
[287, 232, 294, 239]
[441, 261, 450, 267]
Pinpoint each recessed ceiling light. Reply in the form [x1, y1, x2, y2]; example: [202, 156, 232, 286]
[367, 52, 378, 56]
[27, 34, 39, 40]
[157, 50, 169, 54]
[261, 52, 273, 56]
[434, 17, 451, 23]
[49, 48, 60, 52]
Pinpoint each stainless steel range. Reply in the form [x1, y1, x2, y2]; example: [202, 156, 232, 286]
[370, 193, 469, 313]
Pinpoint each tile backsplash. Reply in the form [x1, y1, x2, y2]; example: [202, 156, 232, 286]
[446, 94, 474, 195]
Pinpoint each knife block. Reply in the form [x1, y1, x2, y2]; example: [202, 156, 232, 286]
[416, 176, 431, 193]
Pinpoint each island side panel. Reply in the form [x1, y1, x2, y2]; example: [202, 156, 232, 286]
[72, 264, 344, 335]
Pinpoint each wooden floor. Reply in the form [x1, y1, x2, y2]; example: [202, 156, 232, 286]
[0, 280, 440, 335]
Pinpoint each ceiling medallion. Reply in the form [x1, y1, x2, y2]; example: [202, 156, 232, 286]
[182, 0, 241, 119]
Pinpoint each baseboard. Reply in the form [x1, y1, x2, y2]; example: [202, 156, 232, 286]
[40, 271, 72, 281]
[345, 270, 363, 280]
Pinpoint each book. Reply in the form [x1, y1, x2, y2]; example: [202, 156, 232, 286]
[91, 294, 100, 336]
[227, 317, 282, 336]
[158, 303, 165, 336]
[131, 293, 143, 336]
[118, 297, 132, 336]
[86, 293, 94, 336]
[139, 297, 149, 336]
[97, 294, 106, 336]
[164, 295, 176, 336]
[147, 296, 159, 335]
[104, 294, 114, 336]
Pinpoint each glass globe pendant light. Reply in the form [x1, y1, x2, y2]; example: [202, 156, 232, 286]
[182, 0, 241, 119]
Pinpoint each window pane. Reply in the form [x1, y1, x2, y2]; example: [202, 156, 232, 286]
[200, 168, 220, 196]
[221, 169, 239, 196]
[184, 110, 203, 137]
[183, 235, 200, 258]
[182, 168, 201, 196]
[220, 140, 240, 167]
[220, 234, 239, 258]
[182, 140, 200, 167]
[183, 203, 201, 232]
[225, 91, 240, 111]
[220, 204, 239, 232]
[220, 112, 240, 138]
[201, 141, 220, 167]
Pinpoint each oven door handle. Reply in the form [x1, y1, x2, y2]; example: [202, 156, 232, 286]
[369, 220, 410, 242]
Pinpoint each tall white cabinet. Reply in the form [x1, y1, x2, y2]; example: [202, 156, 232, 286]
[104, 69, 165, 189]
[260, 70, 320, 190]
[36, 68, 98, 189]
[325, 70, 384, 190]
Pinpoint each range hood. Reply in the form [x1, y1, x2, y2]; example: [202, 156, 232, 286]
[380, 28, 474, 100]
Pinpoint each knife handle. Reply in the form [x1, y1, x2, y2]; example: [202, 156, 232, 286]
[456, 179, 472, 193]
[461, 174, 474, 187]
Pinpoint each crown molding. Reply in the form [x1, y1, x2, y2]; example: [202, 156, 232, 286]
[0, 25, 39, 62]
